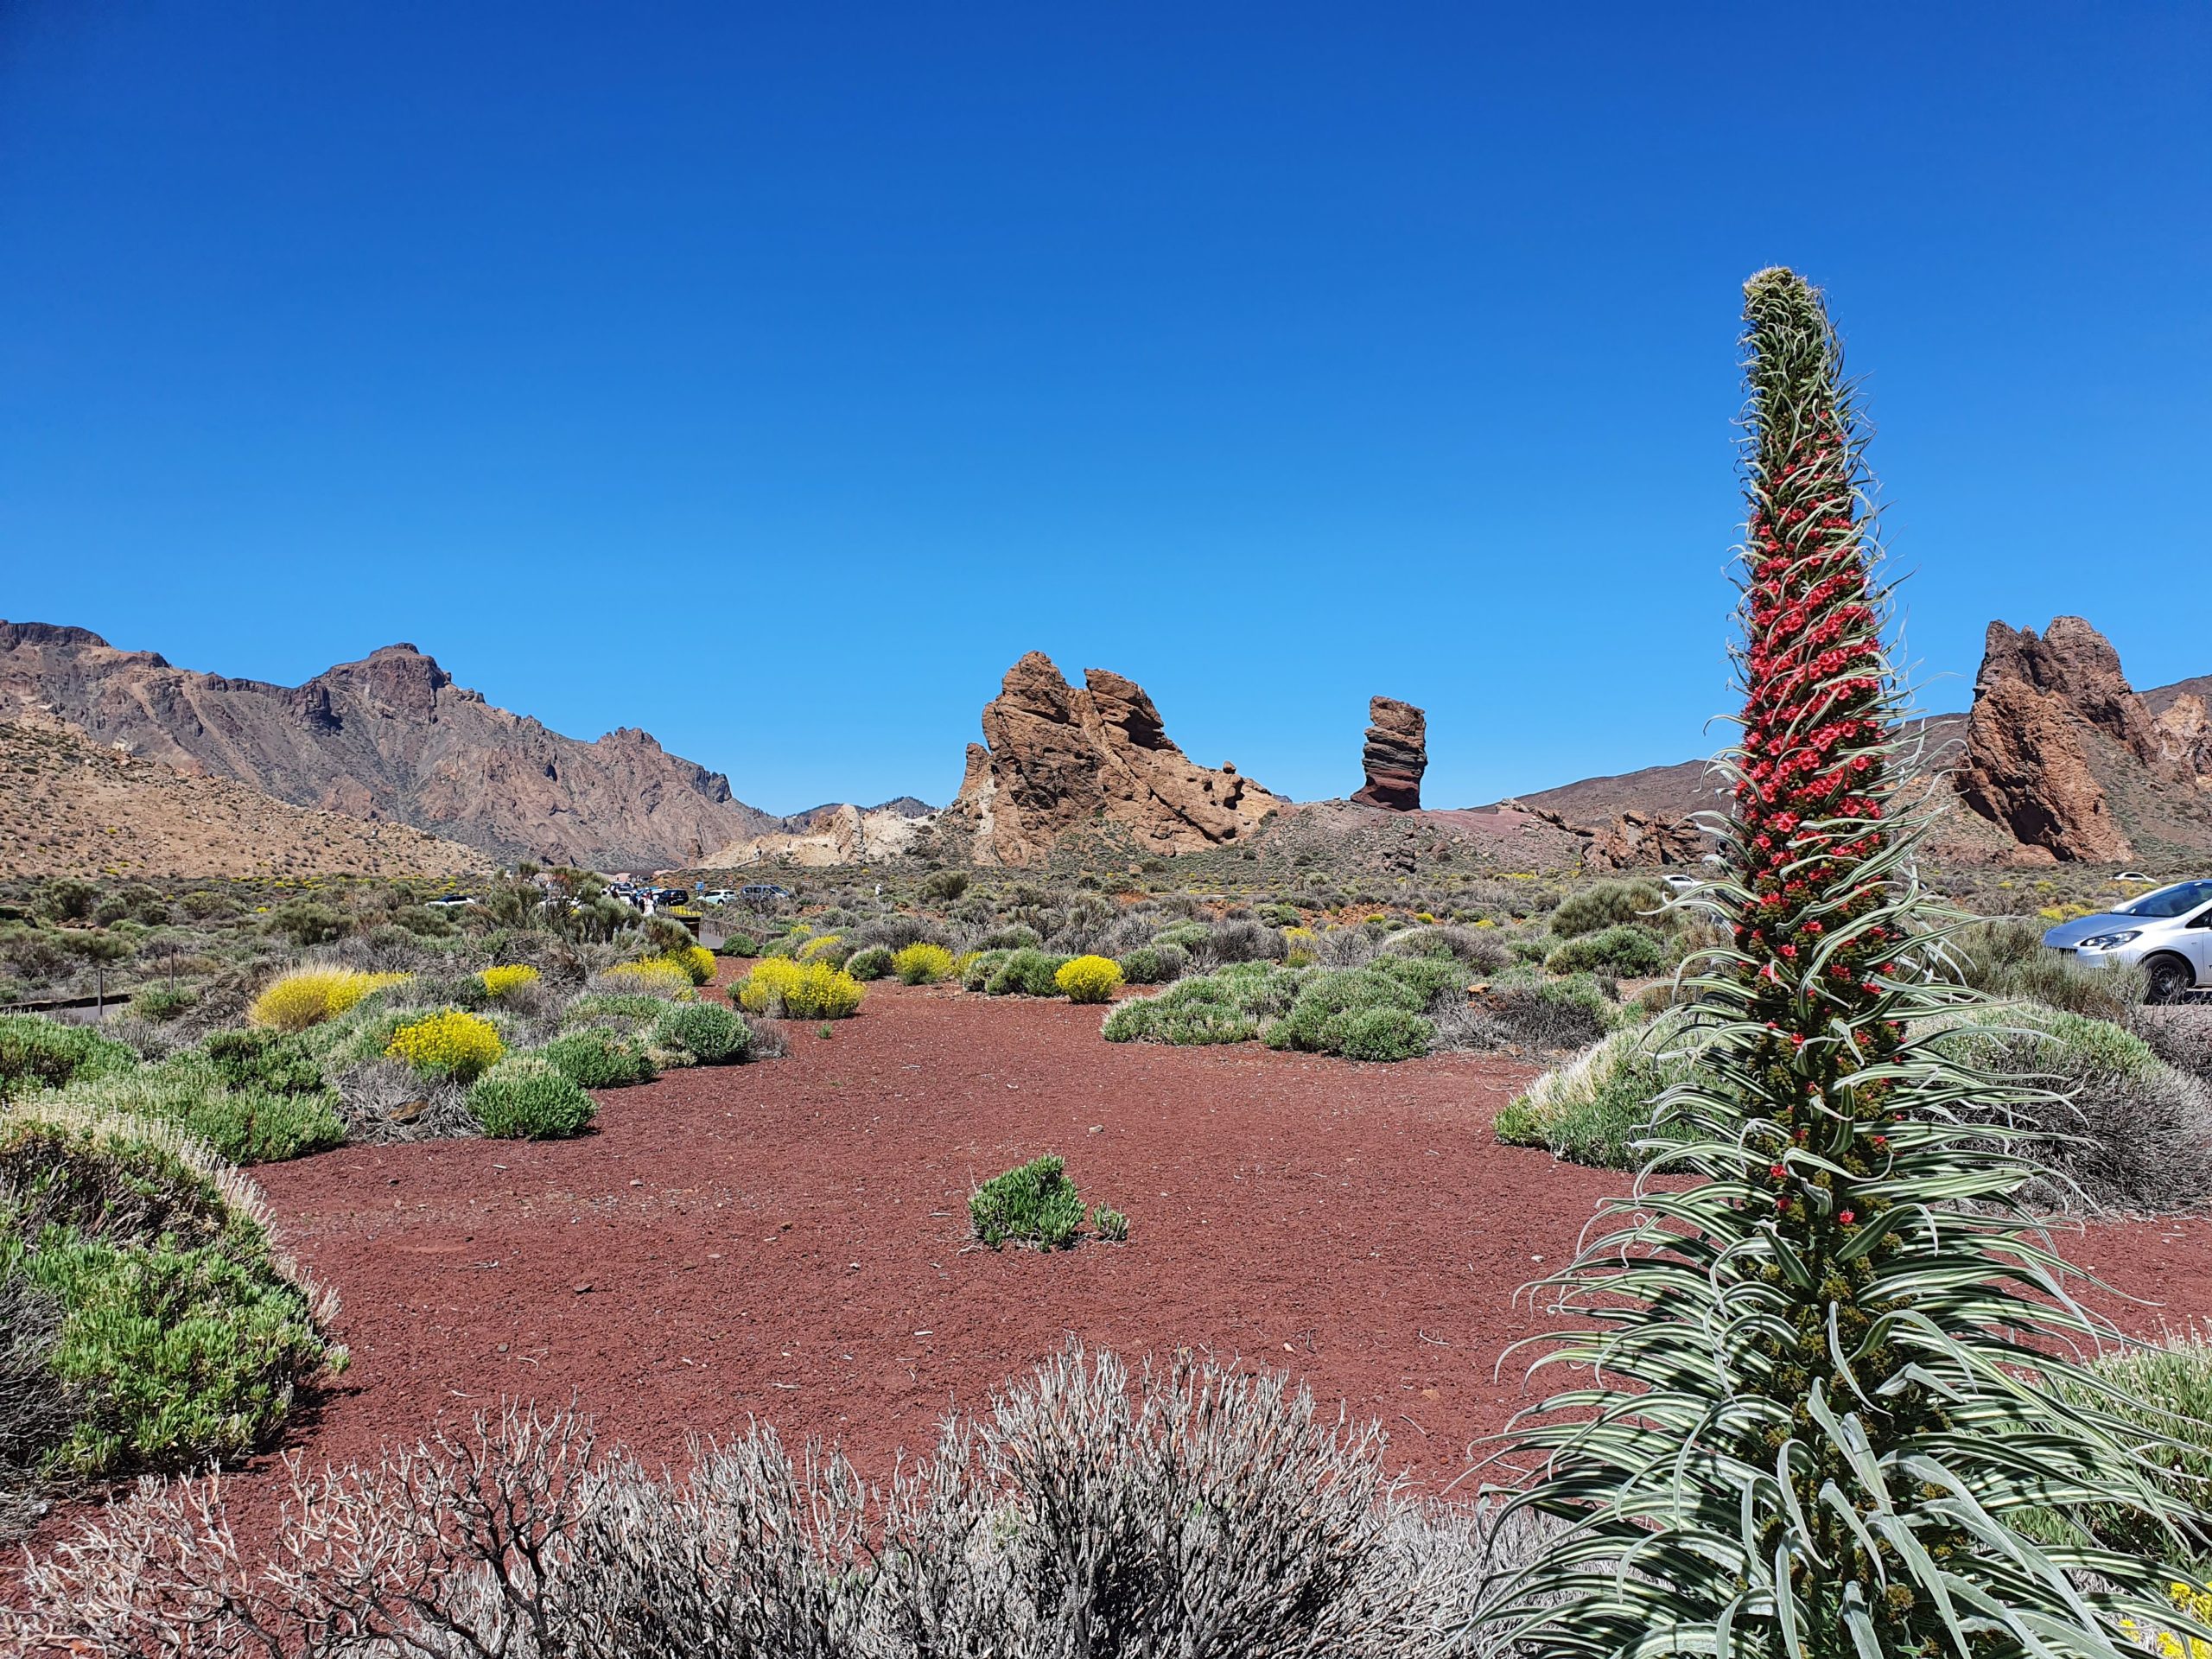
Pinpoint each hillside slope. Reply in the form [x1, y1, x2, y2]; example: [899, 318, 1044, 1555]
[0, 622, 779, 870]
[0, 719, 487, 880]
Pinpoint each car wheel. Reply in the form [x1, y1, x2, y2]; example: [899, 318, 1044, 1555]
[2143, 954, 2196, 1005]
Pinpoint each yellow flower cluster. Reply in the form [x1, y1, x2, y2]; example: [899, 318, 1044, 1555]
[737, 957, 865, 1019]
[670, 944, 716, 986]
[385, 1009, 505, 1082]
[2121, 1585, 2212, 1659]
[1054, 955, 1124, 1005]
[249, 968, 410, 1032]
[796, 933, 846, 964]
[1284, 926, 1318, 967]
[600, 958, 696, 999]
[892, 942, 955, 985]
[480, 963, 542, 998]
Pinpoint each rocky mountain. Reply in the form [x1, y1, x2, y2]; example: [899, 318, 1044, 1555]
[1512, 617, 2212, 867]
[941, 652, 1281, 866]
[0, 622, 779, 872]
[701, 798, 938, 869]
[0, 717, 486, 880]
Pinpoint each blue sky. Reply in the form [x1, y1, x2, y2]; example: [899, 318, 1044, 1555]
[3, 3, 2207, 815]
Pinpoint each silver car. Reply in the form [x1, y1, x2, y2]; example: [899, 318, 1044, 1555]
[2041, 879, 2212, 1003]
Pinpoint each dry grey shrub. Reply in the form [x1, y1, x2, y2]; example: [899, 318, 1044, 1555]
[0, 1276, 69, 1536]
[3, 1345, 1541, 1658]
[333, 1058, 478, 1145]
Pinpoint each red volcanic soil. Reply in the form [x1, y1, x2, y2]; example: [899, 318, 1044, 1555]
[24, 981, 2212, 1565]
[247, 982, 1591, 1496]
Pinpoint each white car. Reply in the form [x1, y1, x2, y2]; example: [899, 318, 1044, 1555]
[2042, 880, 2212, 1003]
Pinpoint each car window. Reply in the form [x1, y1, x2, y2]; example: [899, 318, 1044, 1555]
[2115, 881, 2212, 918]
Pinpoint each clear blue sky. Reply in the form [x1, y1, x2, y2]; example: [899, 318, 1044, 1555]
[3, 3, 2207, 815]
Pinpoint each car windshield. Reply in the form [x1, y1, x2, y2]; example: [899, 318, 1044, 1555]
[2113, 880, 2212, 918]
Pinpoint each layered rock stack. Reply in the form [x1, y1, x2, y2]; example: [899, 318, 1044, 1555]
[1351, 696, 1427, 811]
[945, 652, 1280, 865]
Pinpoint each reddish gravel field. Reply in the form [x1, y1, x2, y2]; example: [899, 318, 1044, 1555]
[25, 979, 2212, 1564]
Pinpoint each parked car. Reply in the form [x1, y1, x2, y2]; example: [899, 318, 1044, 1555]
[699, 890, 738, 905]
[2042, 879, 2212, 1002]
[740, 882, 791, 902]
[424, 895, 477, 909]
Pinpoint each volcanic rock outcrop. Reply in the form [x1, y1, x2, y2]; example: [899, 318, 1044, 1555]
[0, 622, 779, 870]
[1955, 616, 2182, 862]
[944, 652, 1280, 866]
[1351, 696, 1427, 811]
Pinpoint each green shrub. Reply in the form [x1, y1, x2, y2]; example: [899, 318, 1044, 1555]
[1544, 923, 1673, 977]
[1946, 917, 2147, 1020]
[201, 1029, 326, 1099]
[969, 1155, 1087, 1250]
[893, 942, 956, 985]
[0, 1111, 338, 1480]
[1548, 880, 1667, 939]
[653, 1001, 751, 1066]
[1257, 903, 1303, 927]
[1090, 1204, 1130, 1243]
[48, 1051, 345, 1166]
[984, 949, 1072, 997]
[1264, 966, 1425, 1055]
[0, 1015, 137, 1104]
[2031, 1328, 2212, 1561]
[1331, 1006, 1435, 1062]
[561, 993, 671, 1032]
[715, 929, 761, 957]
[845, 945, 895, 982]
[1150, 921, 1212, 952]
[919, 869, 970, 901]
[131, 987, 198, 1022]
[467, 1056, 597, 1140]
[538, 1027, 658, 1090]
[1497, 1021, 1700, 1166]
[1116, 944, 1186, 986]
[960, 949, 1011, 991]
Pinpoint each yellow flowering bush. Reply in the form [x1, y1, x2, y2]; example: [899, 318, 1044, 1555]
[249, 968, 409, 1033]
[796, 933, 847, 964]
[480, 963, 542, 999]
[2122, 1585, 2212, 1659]
[1284, 926, 1319, 967]
[670, 944, 716, 986]
[892, 942, 955, 985]
[736, 958, 865, 1019]
[597, 958, 696, 1000]
[1054, 955, 1124, 1004]
[385, 1009, 505, 1082]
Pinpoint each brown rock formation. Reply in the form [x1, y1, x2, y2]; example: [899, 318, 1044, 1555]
[1516, 803, 1706, 871]
[946, 652, 1279, 865]
[1351, 696, 1427, 810]
[0, 621, 779, 870]
[1956, 617, 2171, 862]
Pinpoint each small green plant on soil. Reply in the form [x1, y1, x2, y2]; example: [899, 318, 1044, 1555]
[817, 1023, 834, 1040]
[969, 1155, 1121, 1251]
[1089, 1203, 1130, 1243]
[466, 1056, 596, 1140]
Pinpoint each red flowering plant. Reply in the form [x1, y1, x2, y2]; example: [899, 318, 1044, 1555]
[1489, 270, 2209, 1658]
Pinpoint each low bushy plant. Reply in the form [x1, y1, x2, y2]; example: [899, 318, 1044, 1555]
[1089, 1204, 1130, 1243]
[46, 1047, 346, 1165]
[131, 987, 198, 1023]
[538, 1027, 658, 1090]
[969, 1155, 1087, 1250]
[467, 1056, 596, 1139]
[0, 1108, 339, 1483]
[1543, 922, 1672, 977]
[248, 968, 409, 1033]
[0, 1015, 137, 1104]
[594, 958, 696, 1001]
[1054, 955, 1123, 1004]
[893, 942, 955, 985]
[736, 958, 866, 1020]
[1495, 1020, 1700, 1166]
[385, 1010, 505, 1083]
[671, 944, 717, 986]
[652, 1002, 750, 1066]
[983, 949, 1071, 997]
[480, 963, 541, 999]
[845, 945, 895, 982]
[715, 929, 761, 957]
[1330, 1006, 1435, 1062]
[1115, 944, 1186, 985]
[959, 949, 1007, 991]
[1546, 878, 1666, 939]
